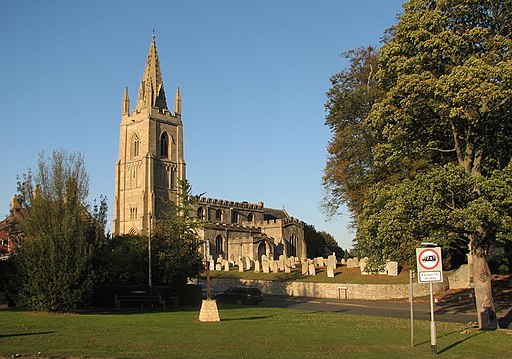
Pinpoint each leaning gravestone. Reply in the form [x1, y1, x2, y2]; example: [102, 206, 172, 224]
[308, 263, 316, 276]
[302, 261, 309, 275]
[327, 265, 335, 278]
[346, 258, 354, 268]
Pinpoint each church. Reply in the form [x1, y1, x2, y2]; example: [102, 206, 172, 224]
[112, 36, 306, 263]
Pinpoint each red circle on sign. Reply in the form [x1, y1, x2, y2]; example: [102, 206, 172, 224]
[419, 248, 439, 270]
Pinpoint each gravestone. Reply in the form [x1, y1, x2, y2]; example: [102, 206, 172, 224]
[285, 263, 291, 273]
[262, 260, 270, 273]
[327, 253, 337, 269]
[224, 260, 230, 271]
[272, 261, 279, 273]
[308, 263, 316, 276]
[353, 257, 359, 267]
[346, 258, 354, 269]
[215, 263, 221, 271]
[327, 265, 335, 278]
[301, 261, 309, 275]
[316, 257, 324, 267]
[238, 260, 245, 272]
[359, 258, 368, 275]
[386, 261, 398, 276]
[217, 255, 223, 264]
[209, 259, 215, 271]
[254, 260, 260, 273]
[278, 255, 286, 271]
[341, 258, 346, 265]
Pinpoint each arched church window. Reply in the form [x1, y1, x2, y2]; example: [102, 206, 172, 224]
[132, 134, 140, 159]
[247, 213, 254, 222]
[215, 235, 223, 255]
[288, 234, 298, 257]
[231, 211, 238, 224]
[197, 207, 204, 219]
[215, 209, 223, 221]
[160, 132, 169, 158]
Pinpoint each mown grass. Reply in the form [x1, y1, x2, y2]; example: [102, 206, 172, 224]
[207, 266, 413, 284]
[1, 305, 510, 359]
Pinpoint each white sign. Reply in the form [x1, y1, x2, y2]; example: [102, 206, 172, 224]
[416, 247, 443, 283]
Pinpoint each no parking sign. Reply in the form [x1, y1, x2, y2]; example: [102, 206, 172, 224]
[416, 247, 443, 283]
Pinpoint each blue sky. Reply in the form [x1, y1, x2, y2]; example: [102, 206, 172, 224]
[0, 0, 404, 249]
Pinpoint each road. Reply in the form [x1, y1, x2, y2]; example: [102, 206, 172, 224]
[260, 295, 500, 326]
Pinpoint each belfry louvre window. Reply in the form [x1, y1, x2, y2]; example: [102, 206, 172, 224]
[160, 132, 169, 158]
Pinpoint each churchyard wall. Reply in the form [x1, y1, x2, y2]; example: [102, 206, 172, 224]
[210, 277, 449, 300]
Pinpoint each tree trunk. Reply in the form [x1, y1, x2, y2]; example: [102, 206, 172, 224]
[471, 244, 498, 330]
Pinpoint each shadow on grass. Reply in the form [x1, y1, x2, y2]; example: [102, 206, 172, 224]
[220, 315, 274, 322]
[437, 331, 483, 354]
[498, 308, 512, 329]
[0, 331, 54, 339]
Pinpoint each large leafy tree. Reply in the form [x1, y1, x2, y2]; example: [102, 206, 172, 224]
[151, 180, 203, 286]
[325, 0, 512, 330]
[14, 149, 108, 311]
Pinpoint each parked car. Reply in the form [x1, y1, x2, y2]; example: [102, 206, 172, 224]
[216, 286, 263, 305]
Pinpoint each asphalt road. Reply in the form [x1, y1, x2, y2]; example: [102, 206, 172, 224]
[260, 295, 510, 327]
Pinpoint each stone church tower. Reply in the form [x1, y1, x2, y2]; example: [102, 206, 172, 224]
[113, 35, 185, 236]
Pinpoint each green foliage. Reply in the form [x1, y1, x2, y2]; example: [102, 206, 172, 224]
[324, 0, 512, 274]
[96, 235, 148, 284]
[151, 180, 203, 285]
[304, 224, 342, 258]
[13, 149, 108, 311]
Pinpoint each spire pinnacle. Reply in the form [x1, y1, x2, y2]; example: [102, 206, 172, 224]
[174, 87, 182, 115]
[122, 86, 130, 115]
[136, 35, 168, 112]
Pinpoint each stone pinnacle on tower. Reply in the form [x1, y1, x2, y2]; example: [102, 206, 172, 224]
[174, 87, 182, 115]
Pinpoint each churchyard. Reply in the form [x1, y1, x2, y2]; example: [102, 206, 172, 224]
[206, 253, 411, 285]
[1, 306, 511, 358]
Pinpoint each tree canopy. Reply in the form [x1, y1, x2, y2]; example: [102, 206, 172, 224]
[324, 0, 512, 329]
[14, 149, 108, 311]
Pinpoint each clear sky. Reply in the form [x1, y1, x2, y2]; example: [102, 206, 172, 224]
[0, 0, 404, 249]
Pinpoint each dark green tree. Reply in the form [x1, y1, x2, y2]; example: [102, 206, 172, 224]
[14, 149, 108, 311]
[151, 180, 203, 286]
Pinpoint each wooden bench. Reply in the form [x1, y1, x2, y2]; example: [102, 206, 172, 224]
[114, 292, 166, 310]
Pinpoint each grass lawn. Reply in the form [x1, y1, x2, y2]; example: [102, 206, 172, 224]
[207, 266, 413, 284]
[1, 305, 510, 359]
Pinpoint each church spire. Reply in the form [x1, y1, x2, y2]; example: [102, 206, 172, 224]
[136, 34, 168, 112]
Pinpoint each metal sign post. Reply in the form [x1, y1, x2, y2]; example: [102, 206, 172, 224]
[416, 245, 443, 355]
[409, 269, 415, 347]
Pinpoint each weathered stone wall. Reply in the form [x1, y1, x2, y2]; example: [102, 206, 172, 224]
[211, 277, 449, 300]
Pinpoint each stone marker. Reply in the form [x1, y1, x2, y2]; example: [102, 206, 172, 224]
[215, 263, 221, 271]
[301, 262, 309, 275]
[316, 257, 324, 267]
[262, 260, 270, 273]
[308, 263, 316, 276]
[272, 261, 279, 273]
[209, 259, 215, 271]
[353, 257, 359, 267]
[386, 261, 398, 276]
[224, 260, 230, 271]
[254, 260, 260, 273]
[327, 265, 335, 278]
[346, 258, 354, 269]
[341, 258, 346, 265]
[359, 258, 368, 275]
[285, 263, 291, 273]
[238, 260, 245, 272]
